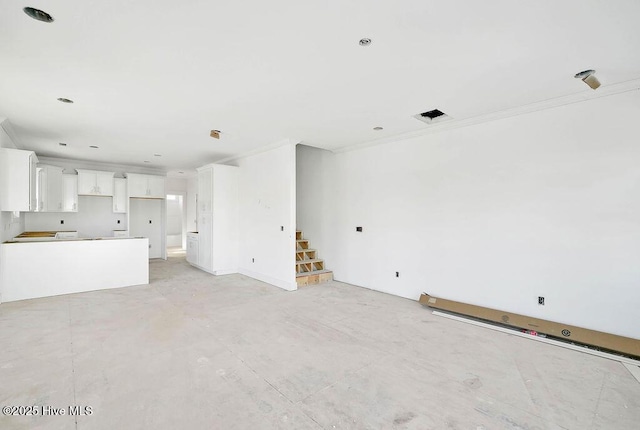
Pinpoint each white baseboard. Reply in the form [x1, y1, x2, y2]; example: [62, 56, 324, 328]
[239, 268, 296, 291]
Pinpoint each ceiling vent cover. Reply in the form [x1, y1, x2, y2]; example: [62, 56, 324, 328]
[414, 109, 451, 125]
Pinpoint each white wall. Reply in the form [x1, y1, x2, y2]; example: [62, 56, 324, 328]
[318, 90, 640, 340]
[237, 143, 297, 291]
[24, 196, 127, 238]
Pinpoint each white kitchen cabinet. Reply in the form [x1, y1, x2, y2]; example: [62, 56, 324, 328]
[37, 165, 64, 212]
[127, 173, 165, 199]
[0, 148, 38, 211]
[77, 169, 114, 196]
[187, 233, 199, 265]
[192, 164, 238, 275]
[113, 178, 127, 213]
[62, 174, 78, 212]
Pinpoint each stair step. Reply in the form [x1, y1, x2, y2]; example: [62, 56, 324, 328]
[295, 269, 332, 278]
[296, 249, 317, 261]
[295, 259, 323, 265]
[296, 231, 303, 240]
[295, 259, 324, 274]
[296, 270, 333, 287]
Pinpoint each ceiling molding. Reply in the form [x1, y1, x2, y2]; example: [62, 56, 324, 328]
[38, 156, 167, 176]
[334, 79, 640, 154]
[214, 138, 302, 165]
[0, 119, 24, 149]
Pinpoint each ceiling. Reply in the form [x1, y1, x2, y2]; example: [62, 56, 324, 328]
[1, 0, 639, 173]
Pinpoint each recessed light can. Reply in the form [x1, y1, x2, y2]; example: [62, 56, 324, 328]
[89, 145, 98, 149]
[359, 38, 372, 46]
[58, 142, 67, 146]
[373, 126, 383, 131]
[23, 7, 54, 23]
[57, 98, 74, 103]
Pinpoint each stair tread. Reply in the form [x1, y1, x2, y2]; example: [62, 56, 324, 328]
[295, 259, 324, 264]
[296, 248, 316, 252]
[296, 269, 332, 278]
[296, 239, 308, 242]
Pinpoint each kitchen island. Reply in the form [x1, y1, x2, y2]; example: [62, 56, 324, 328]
[0, 237, 149, 302]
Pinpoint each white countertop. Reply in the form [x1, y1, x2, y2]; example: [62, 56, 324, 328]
[4, 236, 143, 244]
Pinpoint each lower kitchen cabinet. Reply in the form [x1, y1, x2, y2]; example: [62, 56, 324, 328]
[186, 233, 199, 265]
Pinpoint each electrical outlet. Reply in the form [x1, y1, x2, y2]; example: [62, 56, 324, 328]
[538, 296, 545, 306]
[60, 220, 64, 224]
[252, 258, 255, 263]
[396, 272, 399, 277]
[356, 226, 363, 232]
[117, 219, 121, 224]
[280, 226, 284, 231]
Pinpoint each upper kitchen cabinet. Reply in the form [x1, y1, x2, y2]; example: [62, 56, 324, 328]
[0, 148, 38, 211]
[113, 177, 127, 213]
[77, 169, 115, 196]
[127, 173, 165, 199]
[62, 174, 78, 212]
[37, 165, 64, 212]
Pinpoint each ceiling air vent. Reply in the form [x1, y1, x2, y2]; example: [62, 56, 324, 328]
[414, 109, 451, 125]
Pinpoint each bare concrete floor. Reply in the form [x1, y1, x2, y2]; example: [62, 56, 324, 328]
[1, 254, 639, 430]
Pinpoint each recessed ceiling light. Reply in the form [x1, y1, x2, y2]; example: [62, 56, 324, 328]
[89, 145, 98, 149]
[373, 126, 383, 131]
[154, 154, 161, 157]
[57, 98, 74, 103]
[359, 38, 372, 46]
[58, 142, 67, 146]
[178, 171, 184, 174]
[143, 160, 150, 163]
[23, 7, 54, 23]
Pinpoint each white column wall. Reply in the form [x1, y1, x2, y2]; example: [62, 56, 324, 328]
[237, 143, 297, 291]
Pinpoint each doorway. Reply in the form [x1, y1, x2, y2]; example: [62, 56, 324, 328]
[166, 193, 186, 254]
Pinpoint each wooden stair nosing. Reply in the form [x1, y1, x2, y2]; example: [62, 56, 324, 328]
[296, 269, 332, 278]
